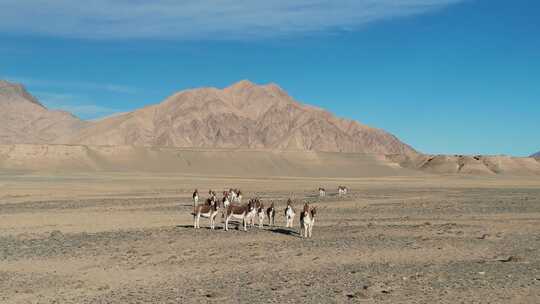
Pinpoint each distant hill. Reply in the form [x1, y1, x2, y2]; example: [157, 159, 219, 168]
[531, 151, 540, 158]
[0, 80, 86, 144]
[1, 79, 415, 155]
[388, 154, 540, 175]
[59, 80, 417, 155]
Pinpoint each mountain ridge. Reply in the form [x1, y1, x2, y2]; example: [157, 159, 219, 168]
[58, 80, 417, 155]
[0, 80, 87, 144]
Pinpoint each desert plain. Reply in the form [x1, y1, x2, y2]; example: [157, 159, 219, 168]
[1, 169, 540, 304]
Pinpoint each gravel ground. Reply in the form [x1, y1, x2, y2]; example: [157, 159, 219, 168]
[1, 177, 539, 303]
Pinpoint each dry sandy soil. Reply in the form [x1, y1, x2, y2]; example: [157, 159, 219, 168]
[1, 173, 540, 303]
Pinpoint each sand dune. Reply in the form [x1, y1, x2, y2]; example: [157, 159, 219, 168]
[2, 144, 539, 176]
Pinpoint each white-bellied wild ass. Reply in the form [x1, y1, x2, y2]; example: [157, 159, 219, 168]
[256, 200, 265, 228]
[285, 199, 296, 228]
[228, 189, 237, 203]
[208, 190, 217, 202]
[222, 194, 231, 208]
[338, 185, 348, 197]
[193, 196, 219, 229]
[266, 202, 276, 227]
[225, 200, 257, 231]
[299, 203, 317, 238]
[247, 198, 262, 228]
[192, 189, 199, 207]
[236, 190, 243, 204]
[318, 187, 326, 197]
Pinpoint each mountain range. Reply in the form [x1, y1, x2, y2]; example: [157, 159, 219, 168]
[2, 79, 539, 175]
[1, 79, 416, 156]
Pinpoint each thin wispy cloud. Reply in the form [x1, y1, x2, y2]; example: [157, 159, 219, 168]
[4, 76, 138, 94]
[0, 0, 465, 40]
[35, 91, 120, 119]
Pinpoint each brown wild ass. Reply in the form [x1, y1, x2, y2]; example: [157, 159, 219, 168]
[225, 200, 257, 231]
[338, 186, 348, 197]
[284, 199, 296, 228]
[318, 187, 326, 197]
[266, 202, 276, 227]
[193, 196, 219, 229]
[299, 203, 317, 238]
[192, 189, 199, 207]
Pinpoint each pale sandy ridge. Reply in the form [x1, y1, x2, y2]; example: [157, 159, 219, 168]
[0, 144, 418, 177]
[388, 153, 540, 176]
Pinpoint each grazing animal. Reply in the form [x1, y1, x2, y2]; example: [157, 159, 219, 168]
[266, 202, 276, 227]
[318, 187, 326, 197]
[192, 189, 199, 207]
[284, 199, 296, 228]
[338, 186, 348, 197]
[193, 197, 220, 229]
[225, 200, 257, 231]
[299, 203, 317, 238]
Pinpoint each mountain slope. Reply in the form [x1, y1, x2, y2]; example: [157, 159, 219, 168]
[388, 154, 540, 175]
[0, 80, 87, 144]
[531, 151, 540, 158]
[63, 80, 417, 155]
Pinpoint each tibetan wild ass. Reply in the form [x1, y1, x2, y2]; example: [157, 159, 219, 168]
[193, 197, 219, 229]
[225, 200, 257, 231]
[266, 202, 276, 227]
[299, 203, 317, 238]
[338, 186, 348, 197]
[285, 199, 296, 228]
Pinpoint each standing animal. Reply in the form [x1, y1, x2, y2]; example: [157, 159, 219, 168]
[208, 190, 217, 201]
[228, 189, 237, 202]
[193, 197, 220, 229]
[222, 195, 231, 208]
[192, 189, 199, 207]
[220, 195, 231, 219]
[266, 202, 276, 227]
[236, 190, 243, 204]
[256, 200, 265, 228]
[318, 187, 326, 197]
[224, 200, 257, 231]
[247, 198, 261, 228]
[338, 186, 348, 197]
[284, 199, 296, 228]
[299, 203, 317, 238]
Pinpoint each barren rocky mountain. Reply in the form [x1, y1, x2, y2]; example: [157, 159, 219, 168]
[0, 80, 86, 144]
[532, 151, 540, 158]
[60, 80, 417, 155]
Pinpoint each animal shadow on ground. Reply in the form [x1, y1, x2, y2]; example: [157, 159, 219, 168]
[175, 225, 225, 230]
[269, 227, 300, 237]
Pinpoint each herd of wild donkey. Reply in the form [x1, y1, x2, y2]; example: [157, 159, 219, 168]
[191, 186, 348, 238]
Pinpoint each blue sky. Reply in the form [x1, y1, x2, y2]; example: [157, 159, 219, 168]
[1, 0, 539, 156]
